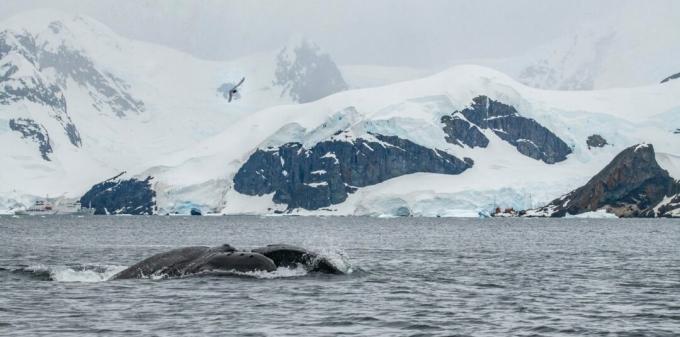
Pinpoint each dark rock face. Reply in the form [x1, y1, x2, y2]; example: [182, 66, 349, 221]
[273, 39, 348, 103]
[586, 134, 608, 149]
[1, 31, 83, 148]
[8, 118, 52, 160]
[80, 174, 156, 215]
[442, 96, 571, 164]
[441, 115, 489, 148]
[2, 25, 146, 157]
[661, 72, 680, 84]
[533, 144, 680, 217]
[656, 194, 680, 218]
[39, 44, 145, 117]
[234, 133, 472, 210]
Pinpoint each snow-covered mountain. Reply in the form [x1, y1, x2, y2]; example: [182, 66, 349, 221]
[2, 10, 679, 217]
[487, 6, 680, 90]
[81, 65, 680, 216]
[0, 10, 348, 202]
[528, 144, 680, 218]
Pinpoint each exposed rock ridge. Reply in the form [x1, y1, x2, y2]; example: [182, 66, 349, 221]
[586, 134, 608, 149]
[234, 133, 473, 210]
[441, 114, 489, 148]
[655, 194, 680, 218]
[441, 95, 572, 164]
[531, 144, 680, 217]
[8, 118, 52, 160]
[80, 175, 156, 215]
[1, 24, 146, 160]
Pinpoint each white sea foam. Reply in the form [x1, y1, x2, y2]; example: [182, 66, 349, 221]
[314, 248, 354, 274]
[235, 265, 310, 279]
[25, 264, 127, 282]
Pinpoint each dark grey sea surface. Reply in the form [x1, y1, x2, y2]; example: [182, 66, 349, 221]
[1, 216, 679, 336]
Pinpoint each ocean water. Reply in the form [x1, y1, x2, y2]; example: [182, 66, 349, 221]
[1, 216, 679, 336]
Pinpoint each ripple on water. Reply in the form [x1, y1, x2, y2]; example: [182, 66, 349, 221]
[2, 216, 680, 336]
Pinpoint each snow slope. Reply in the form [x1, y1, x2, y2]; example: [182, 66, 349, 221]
[0, 10, 346, 202]
[131, 65, 680, 215]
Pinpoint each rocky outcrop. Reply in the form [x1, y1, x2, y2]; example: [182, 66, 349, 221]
[273, 39, 347, 103]
[441, 115, 489, 148]
[655, 194, 680, 218]
[531, 144, 680, 217]
[1, 31, 83, 148]
[80, 173, 156, 215]
[661, 72, 680, 84]
[442, 96, 572, 163]
[234, 133, 472, 210]
[8, 118, 52, 160]
[1, 24, 146, 159]
[586, 134, 608, 149]
[39, 43, 144, 117]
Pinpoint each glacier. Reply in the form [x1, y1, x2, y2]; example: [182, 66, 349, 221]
[1, 10, 679, 217]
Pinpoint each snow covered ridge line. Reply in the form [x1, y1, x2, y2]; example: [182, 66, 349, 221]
[0, 24, 142, 150]
[527, 144, 680, 218]
[0, 10, 357, 207]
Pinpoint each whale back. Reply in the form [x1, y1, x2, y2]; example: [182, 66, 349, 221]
[112, 246, 210, 279]
[252, 244, 312, 268]
[184, 251, 276, 274]
[252, 244, 343, 274]
[111, 243, 343, 280]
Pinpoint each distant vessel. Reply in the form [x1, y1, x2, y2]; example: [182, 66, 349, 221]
[58, 201, 96, 215]
[23, 200, 57, 215]
[14, 200, 95, 216]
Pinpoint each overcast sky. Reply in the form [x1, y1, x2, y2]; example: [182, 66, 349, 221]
[0, 0, 677, 68]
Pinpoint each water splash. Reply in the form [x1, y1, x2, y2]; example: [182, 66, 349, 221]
[215, 265, 310, 279]
[5, 264, 127, 282]
[313, 247, 354, 274]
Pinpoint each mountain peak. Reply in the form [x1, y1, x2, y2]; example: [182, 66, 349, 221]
[273, 36, 348, 103]
[1, 9, 119, 51]
[531, 144, 679, 217]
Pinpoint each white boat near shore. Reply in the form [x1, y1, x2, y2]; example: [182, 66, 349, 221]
[12, 200, 95, 216]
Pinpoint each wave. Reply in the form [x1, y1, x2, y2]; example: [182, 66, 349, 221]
[194, 265, 311, 279]
[313, 247, 355, 274]
[1, 264, 127, 282]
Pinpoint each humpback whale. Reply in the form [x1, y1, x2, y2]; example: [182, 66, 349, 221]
[252, 244, 343, 274]
[111, 243, 342, 280]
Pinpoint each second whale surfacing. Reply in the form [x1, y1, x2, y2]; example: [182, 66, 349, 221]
[111, 244, 344, 280]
